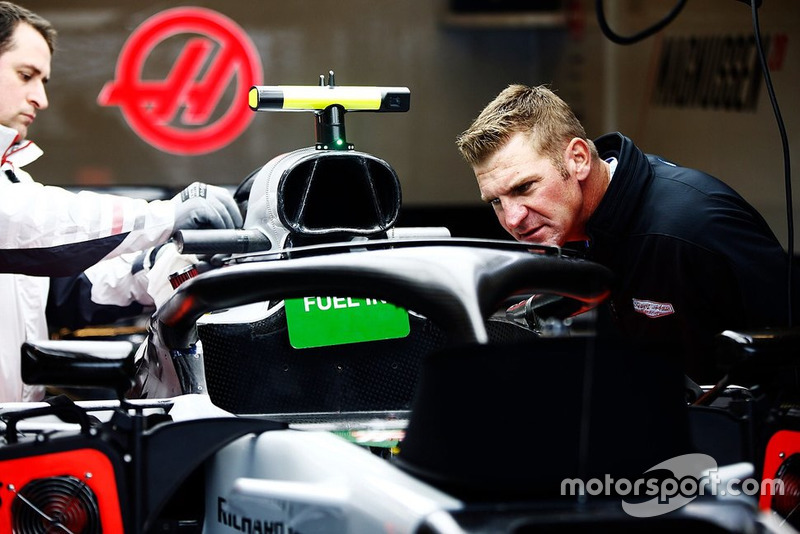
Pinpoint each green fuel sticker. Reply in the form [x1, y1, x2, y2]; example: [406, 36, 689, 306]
[285, 296, 410, 349]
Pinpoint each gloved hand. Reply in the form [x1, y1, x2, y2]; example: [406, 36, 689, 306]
[171, 182, 243, 231]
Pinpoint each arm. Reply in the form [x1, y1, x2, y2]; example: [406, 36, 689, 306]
[0, 181, 241, 277]
[46, 247, 161, 332]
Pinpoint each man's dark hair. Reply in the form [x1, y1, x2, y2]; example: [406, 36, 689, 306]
[0, 1, 56, 56]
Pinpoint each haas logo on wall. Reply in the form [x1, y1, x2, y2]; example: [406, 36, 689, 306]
[98, 7, 263, 156]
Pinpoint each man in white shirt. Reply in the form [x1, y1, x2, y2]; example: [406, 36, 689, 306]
[0, 1, 243, 401]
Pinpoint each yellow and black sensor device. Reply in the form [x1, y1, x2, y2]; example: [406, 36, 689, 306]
[248, 71, 410, 150]
[248, 85, 410, 113]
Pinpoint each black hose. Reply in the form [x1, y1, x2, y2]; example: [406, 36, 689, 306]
[749, 0, 794, 326]
[595, 0, 687, 45]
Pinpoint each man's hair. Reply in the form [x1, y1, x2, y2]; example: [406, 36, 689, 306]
[456, 84, 596, 167]
[0, 1, 56, 56]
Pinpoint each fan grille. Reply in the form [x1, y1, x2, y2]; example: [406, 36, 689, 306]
[11, 475, 101, 534]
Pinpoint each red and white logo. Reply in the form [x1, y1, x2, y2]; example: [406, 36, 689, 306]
[98, 7, 263, 155]
[632, 298, 675, 319]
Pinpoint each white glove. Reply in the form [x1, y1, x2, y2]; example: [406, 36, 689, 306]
[146, 242, 200, 309]
[171, 182, 242, 231]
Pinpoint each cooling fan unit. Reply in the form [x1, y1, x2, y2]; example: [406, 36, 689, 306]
[0, 448, 125, 533]
[10, 475, 100, 533]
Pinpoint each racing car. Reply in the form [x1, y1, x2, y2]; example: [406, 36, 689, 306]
[0, 73, 798, 534]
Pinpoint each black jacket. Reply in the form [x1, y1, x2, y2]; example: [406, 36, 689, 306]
[584, 133, 793, 382]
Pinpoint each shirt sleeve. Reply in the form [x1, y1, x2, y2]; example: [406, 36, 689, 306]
[46, 249, 159, 331]
[0, 182, 175, 276]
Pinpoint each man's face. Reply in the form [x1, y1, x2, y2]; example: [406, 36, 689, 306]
[474, 131, 585, 247]
[0, 22, 50, 140]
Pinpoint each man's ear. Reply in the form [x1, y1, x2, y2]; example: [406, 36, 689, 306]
[564, 137, 591, 180]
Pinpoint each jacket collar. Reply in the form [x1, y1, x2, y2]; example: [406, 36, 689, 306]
[0, 124, 43, 168]
[586, 132, 653, 241]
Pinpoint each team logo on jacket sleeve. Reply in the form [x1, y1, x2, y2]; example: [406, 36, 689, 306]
[632, 298, 675, 318]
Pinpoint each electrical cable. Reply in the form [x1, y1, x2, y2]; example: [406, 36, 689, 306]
[749, 0, 794, 326]
[595, 0, 687, 45]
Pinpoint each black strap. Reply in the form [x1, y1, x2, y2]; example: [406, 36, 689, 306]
[4, 169, 19, 183]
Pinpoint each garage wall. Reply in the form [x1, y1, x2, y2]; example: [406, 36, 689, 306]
[22, 1, 568, 203]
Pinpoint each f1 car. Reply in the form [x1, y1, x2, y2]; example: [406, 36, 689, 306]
[0, 72, 798, 534]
